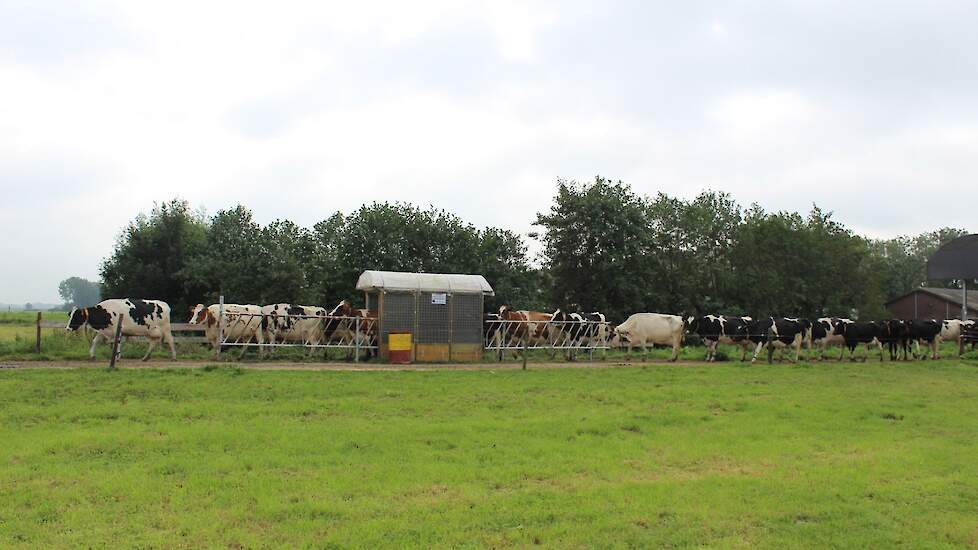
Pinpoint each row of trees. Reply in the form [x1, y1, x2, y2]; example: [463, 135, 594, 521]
[90, 179, 968, 322]
[98, 200, 541, 317]
[536, 178, 967, 321]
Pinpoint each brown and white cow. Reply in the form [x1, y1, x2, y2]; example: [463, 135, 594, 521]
[67, 298, 175, 361]
[326, 300, 378, 359]
[189, 303, 265, 356]
[498, 305, 555, 349]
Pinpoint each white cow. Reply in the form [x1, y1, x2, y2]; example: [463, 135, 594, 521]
[810, 317, 851, 361]
[189, 303, 264, 356]
[609, 313, 684, 361]
[67, 298, 175, 361]
[939, 319, 976, 356]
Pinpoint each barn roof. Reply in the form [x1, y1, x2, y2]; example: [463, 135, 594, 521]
[355, 271, 494, 295]
[927, 234, 978, 279]
[885, 287, 978, 308]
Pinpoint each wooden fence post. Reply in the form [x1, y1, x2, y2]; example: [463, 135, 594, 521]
[108, 321, 123, 370]
[35, 312, 42, 353]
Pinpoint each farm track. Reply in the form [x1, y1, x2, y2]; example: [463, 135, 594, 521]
[0, 357, 923, 371]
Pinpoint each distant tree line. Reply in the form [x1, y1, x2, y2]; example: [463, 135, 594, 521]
[93, 178, 969, 322]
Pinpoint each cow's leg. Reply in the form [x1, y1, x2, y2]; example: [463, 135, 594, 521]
[876, 340, 884, 362]
[931, 339, 939, 360]
[705, 340, 716, 362]
[793, 338, 801, 363]
[141, 337, 159, 361]
[164, 331, 176, 360]
[89, 332, 106, 360]
[669, 337, 680, 362]
[750, 341, 764, 364]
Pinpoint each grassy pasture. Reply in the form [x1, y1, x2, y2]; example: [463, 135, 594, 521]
[2, 362, 978, 547]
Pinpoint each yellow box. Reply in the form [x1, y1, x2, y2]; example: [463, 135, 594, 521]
[389, 332, 412, 351]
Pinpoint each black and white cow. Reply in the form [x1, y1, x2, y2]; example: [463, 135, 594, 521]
[550, 309, 608, 351]
[579, 312, 608, 348]
[66, 298, 175, 361]
[747, 317, 811, 363]
[907, 319, 942, 360]
[836, 320, 884, 361]
[879, 319, 911, 361]
[684, 315, 753, 361]
[810, 317, 851, 360]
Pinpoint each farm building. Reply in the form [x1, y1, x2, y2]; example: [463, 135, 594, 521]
[356, 270, 494, 362]
[885, 287, 978, 320]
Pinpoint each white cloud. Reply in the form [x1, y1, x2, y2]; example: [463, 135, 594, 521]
[1, 1, 977, 302]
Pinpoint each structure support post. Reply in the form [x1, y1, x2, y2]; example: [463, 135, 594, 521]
[35, 312, 42, 353]
[522, 328, 528, 370]
[217, 295, 225, 359]
[959, 280, 968, 356]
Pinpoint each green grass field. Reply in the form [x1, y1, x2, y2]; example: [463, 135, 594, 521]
[2, 362, 978, 547]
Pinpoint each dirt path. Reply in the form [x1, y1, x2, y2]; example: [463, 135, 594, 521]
[0, 358, 727, 371]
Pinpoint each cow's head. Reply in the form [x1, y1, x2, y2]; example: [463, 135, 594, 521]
[189, 304, 206, 324]
[66, 307, 88, 331]
[498, 304, 512, 317]
[329, 299, 352, 317]
[684, 316, 699, 334]
[608, 324, 630, 347]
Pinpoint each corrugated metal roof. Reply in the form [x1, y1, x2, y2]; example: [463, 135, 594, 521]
[355, 271, 495, 295]
[885, 287, 978, 308]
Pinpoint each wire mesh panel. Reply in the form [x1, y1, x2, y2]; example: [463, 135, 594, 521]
[418, 292, 450, 344]
[452, 294, 483, 344]
[382, 292, 415, 342]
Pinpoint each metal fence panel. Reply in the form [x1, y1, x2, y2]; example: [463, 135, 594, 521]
[485, 320, 610, 350]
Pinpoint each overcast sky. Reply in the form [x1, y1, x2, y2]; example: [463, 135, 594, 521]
[2, 1, 977, 303]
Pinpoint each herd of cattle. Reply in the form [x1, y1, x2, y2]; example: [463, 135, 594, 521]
[64, 298, 975, 363]
[487, 307, 977, 362]
[66, 298, 375, 360]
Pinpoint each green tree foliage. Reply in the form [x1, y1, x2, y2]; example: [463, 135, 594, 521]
[102, 201, 538, 316]
[97, 189, 969, 323]
[57, 277, 101, 308]
[534, 178, 653, 320]
[100, 199, 207, 316]
[535, 179, 917, 322]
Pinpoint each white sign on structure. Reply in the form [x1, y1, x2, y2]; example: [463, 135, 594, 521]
[431, 293, 448, 305]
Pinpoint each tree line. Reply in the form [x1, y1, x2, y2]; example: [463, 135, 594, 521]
[78, 177, 967, 322]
